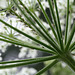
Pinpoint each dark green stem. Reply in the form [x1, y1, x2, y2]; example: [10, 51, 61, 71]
[36, 60, 58, 75]
[0, 55, 58, 64]
[60, 53, 75, 72]
[0, 56, 58, 69]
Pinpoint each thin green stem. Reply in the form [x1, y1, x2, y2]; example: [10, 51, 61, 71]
[18, 0, 60, 50]
[33, 11, 49, 32]
[0, 55, 58, 64]
[53, 0, 62, 36]
[36, 60, 58, 75]
[47, 0, 64, 51]
[37, 0, 58, 42]
[69, 42, 75, 51]
[65, 0, 70, 45]
[0, 56, 58, 69]
[10, 9, 42, 35]
[0, 35, 55, 54]
[0, 19, 57, 53]
[11, 9, 47, 38]
[12, 0, 57, 50]
[10, 8, 53, 43]
[53, 0, 64, 51]
[0, 15, 61, 54]
[71, 46, 75, 51]
[60, 53, 75, 72]
[10, 9, 33, 29]
[13, 0, 50, 42]
[67, 13, 72, 38]
[65, 22, 75, 51]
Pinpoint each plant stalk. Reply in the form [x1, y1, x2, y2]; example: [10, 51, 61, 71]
[60, 53, 75, 72]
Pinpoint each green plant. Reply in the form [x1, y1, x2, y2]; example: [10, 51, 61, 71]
[0, 0, 75, 75]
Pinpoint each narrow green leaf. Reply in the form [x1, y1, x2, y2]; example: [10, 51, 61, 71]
[47, 0, 64, 51]
[69, 42, 75, 51]
[18, 0, 60, 50]
[0, 19, 61, 54]
[36, 60, 58, 75]
[65, 22, 75, 51]
[61, 53, 75, 71]
[67, 13, 72, 38]
[12, 0, 55, 48]
[70, 46, 75, 51]
[0, 35, 55, 54]
[11, 9, 46, 37]
[37, 0, 58, 42]
[0, 55, 58, 64]
[53, 0, 62, 36]
[13, 0, 49, 41]
[53, 0, 64, 51]
[65, 0, 70, 45]
[0, 56, 58, 69]
[0, 19, 56, 53]
[11, 8, 54, 44]
[10, 9, 33, 29]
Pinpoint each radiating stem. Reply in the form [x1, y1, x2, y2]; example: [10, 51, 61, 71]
[48, 0, 64, 51]
[18, 0, 60, 51]
[37, 0, 58, 43]
[70, 46, 75, 51]
[0, 55, 58, 64]
[65, 0, 69, 45]
[0, 56, 58, 69]
[0, 37, 54, 54]
[69, 42, 75, 51]
[60, 53, 75, 72]
[65, 21, 75, 51]
[36, 60, 58, 75]
[0, 19, 57, 53]
[10, 9, 34, 29]
[53, 0, 62, 41]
